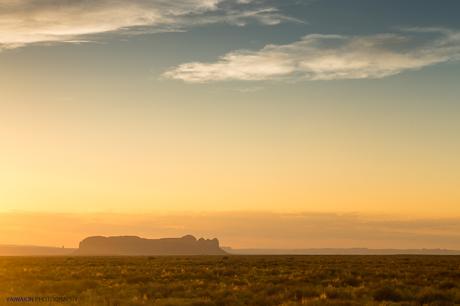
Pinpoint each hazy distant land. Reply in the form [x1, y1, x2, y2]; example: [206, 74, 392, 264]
[0, 235, 224, 256]
[1, 235, 460, 256]
[223, 247, 460, 255]
[0, 245, 76, 256]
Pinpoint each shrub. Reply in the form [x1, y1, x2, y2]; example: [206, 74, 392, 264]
[342, 277, 361, 287]
[325, 287, 353, 300]
[373, 285, 403, 302]
[439, 281, 457, 290]
[417, 288, 453, 304]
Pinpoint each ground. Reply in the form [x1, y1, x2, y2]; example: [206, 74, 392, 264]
[1, 256, 459, 305]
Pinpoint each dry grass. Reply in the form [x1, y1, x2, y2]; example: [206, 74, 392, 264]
[1, 255, 459, 305]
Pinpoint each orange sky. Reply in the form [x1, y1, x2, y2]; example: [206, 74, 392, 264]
[1, 99, 459, 216]
[1, 0, 460, 249]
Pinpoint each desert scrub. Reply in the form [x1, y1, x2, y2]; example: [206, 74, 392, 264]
[1, 256, 460, 306]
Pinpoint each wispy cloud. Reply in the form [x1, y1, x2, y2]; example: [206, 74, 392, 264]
[163, 28, 460, 82]
[0, 0, 295, 49]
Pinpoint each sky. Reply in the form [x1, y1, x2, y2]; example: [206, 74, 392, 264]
[0, 0, 460, 248]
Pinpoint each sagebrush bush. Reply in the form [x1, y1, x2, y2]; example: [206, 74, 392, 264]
[372, 285, 403, 302]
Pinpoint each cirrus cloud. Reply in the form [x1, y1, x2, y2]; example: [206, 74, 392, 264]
[163, 28, 460, 82]
[0, 0, 296, 49]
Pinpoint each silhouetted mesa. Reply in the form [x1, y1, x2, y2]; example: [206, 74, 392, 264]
[75, 235, 226, 255]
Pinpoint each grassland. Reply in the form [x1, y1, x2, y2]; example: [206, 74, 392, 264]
[1, 256, 459, 305]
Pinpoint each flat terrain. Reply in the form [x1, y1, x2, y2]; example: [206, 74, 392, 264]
[1, 256, 460, 305]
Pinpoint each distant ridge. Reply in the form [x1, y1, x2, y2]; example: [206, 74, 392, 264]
[223, 247, 460, 255]
[74, 235, 227, 255]
[2, 243, 460, 256]
[0, 245, 76, 256]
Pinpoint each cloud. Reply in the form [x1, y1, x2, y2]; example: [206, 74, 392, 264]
[163, 28, 460, 82]
[0, 0, 295, 49]
[1, 211, 460, 249]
